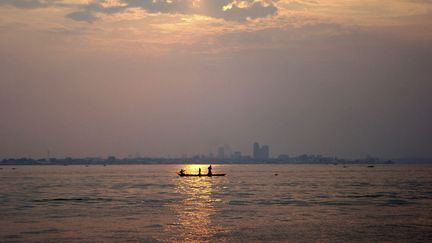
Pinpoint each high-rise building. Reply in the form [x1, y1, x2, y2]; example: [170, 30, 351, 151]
[262, 145, 269, 159]
[253, 142, 270, 160]
[253, 142, 260, 160]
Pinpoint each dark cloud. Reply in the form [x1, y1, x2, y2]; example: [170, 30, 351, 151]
[66, 0, 277, 22]
[0, 0, 48, 9]
[0, 0, 76, 10]
[123, 0, 192, 14]
[65, 2, 127, 22]
[1, 0, 278, 22]
[66, 10, 98, 23]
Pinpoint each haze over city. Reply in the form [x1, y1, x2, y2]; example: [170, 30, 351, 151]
[2, 2, 432, 242]
[1, 0, 432, 159]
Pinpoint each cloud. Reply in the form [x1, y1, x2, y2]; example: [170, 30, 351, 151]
[66, 10, 98, 23]
[279, 1, 310, 11]
[65, 2, 127, 22]
[0, 0, 75, 9]
[66, 0, 278, 22]
[0, 0, 48, 9]
[213, 1, 278, 21]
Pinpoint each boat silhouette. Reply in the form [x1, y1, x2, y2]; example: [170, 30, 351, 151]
[178, 165, 225, 177]
[177, 173, 226, 177]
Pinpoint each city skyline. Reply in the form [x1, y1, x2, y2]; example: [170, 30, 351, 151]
[1, 141, 428, 163]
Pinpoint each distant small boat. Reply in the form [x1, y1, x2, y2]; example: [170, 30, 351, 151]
[367, 165, 375, 168]
[178, 173, 226, 177]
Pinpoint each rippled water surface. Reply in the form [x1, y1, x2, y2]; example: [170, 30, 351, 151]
[1, 164, 432, 242]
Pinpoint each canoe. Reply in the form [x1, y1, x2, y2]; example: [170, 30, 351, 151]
[178, 173, 226, 177]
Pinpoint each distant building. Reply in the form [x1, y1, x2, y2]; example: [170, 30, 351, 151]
[278, 154, 290, 160]
[261, 145, 269, 160]
[232, 151, 242, 160]
[253, 142, 270, 160]
[253, 142, 260, 159]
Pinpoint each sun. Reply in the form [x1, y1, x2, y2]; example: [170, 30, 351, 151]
[185, 164, 207, 174]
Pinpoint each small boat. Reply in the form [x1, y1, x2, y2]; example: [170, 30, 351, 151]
[178, 173, 226, 177]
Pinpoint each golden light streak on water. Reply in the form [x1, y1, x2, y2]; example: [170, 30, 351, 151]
[168, 164, 226, 242]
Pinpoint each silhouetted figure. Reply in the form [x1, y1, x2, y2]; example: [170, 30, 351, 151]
[179, 169, 185, 175]
[207, 165, 212, 176]
[198, 168, 201, 176]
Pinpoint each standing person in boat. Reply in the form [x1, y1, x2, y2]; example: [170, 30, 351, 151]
[207, 165, 213, 176]
[179, 169, 185, 175]
[198, 168, 202, 176]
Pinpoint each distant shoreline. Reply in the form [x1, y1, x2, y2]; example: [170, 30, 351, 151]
[2, 161, 431, 166]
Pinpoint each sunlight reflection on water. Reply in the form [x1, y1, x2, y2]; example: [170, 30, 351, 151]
[167, 165, 226, 242]
[1, 164, 432, 242]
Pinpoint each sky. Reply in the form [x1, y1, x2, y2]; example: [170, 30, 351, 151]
[1, 0, 432, 159]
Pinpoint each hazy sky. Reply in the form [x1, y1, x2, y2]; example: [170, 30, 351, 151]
[1, 0, 431, 159]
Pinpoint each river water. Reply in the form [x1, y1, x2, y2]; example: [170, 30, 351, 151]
[0, 164, 431, 242]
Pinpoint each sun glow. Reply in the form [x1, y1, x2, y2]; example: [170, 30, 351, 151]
[184, 164, 207, 174]
[168, 173, 215, 241]
[167, 164, 227, 241]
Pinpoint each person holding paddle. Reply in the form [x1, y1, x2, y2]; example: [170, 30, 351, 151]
[207, 165, 212, 176]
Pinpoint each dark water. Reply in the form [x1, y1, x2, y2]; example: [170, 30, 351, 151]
[0, 164, 431, 242]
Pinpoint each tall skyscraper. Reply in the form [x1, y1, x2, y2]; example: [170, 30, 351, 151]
[253, 142, 260, 160]
[253, 142, 270, 160]
[262, 145, 269, 160]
